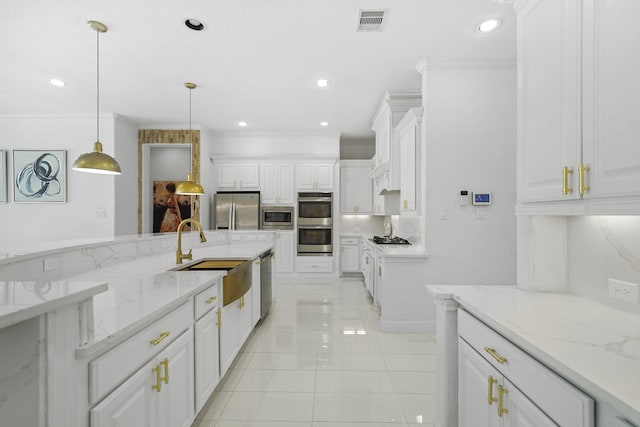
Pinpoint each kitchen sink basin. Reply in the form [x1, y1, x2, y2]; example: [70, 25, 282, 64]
[172, 259, 251, 306]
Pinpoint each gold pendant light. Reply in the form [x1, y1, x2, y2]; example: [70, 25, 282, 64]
[175, 82, 204, 195]
[72, 20, 122, 175]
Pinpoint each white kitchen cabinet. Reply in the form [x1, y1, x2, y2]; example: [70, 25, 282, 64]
[91, 329, 194, 427]
[340, 236, 360, 274]
[397, 108, 423, 214]
[458, 339, 555, 427]
[194, 309, 220, 413]
[340, 160, 372, 214]
[296, 256, 333, 273]
[369, 90, 422, 193]
[219, 289, 253, 376]
[274, 231, 295, 273]
[260, 162, 294, 204]
[194, 282, 221, 414]
[360, 239, 376, 301]
[295, 161, 335, 190]
[458, 309, 594, 427]
[514, 0, 640, 209]
[216, 161, 260, 190]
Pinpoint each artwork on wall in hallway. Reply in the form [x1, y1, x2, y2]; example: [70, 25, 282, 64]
[0, 150, 6, 202]
[153, 180, 194, 233]
[13, 150, 66, 203]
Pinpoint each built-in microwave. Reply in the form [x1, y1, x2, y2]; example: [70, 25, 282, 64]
[261, 206, 294, 230]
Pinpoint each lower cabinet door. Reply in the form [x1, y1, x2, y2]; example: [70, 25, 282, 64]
[90, 358, 158, 427]
[91, 330, 194, 427]
[503, 378, 556, 427]
[219, 303, 239, 377]
[156, 329, 195, 427]
[195, 310, 220, 413]
[458, 338, 500, 427]
[237, 291, 253, 345]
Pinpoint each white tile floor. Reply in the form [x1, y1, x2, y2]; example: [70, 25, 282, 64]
[192, 276, 436, 427]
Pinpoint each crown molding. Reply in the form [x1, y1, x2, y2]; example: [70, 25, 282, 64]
[416, 58, 516, 73]
[493, 0, 529, 13]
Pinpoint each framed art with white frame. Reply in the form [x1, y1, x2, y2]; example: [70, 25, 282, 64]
[0, 150, 6, 203]
[13, 150, 66, 203]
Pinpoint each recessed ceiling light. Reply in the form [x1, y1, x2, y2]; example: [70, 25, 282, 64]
[185, 19, 205, 31]
[238, 121, 248, 127]
[478, 19, 501, 33]
[49, 78, 67, 87]
[320, 121, 329, 127]
[316, 79, 330, 88]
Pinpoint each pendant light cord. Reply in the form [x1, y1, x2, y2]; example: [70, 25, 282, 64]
[96, 27, 100, 143]
[189, 87, 192, 145]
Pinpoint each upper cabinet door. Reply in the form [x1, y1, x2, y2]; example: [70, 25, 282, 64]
[582, 0, 640, 199]
[235, 164, 260, 189]
[315, 163, 334, 190]
[517, 0, 582, 202]
[216, 162, 260, 190]
[217, 164, 238, 189]
[260, 163, 279, 203]
[277, 163, 295, 204]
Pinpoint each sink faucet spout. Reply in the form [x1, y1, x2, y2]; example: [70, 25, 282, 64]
[176, 218, 207, 264]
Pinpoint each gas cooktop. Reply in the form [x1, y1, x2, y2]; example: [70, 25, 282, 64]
[372, 236, 411, 245]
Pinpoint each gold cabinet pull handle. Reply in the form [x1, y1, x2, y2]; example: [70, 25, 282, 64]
[152, 365, 162, 392]
[487, 375, 498, 405]
[497, 385, 508, 416]
[579, 163, 590, 195]
[404, 199, 408, 209]
[562, 166, 574, 195]
[216, 308, 222, 327]
[205, 296, 217, 304]
[484, 347, 507, 364]
[160, 358, 169, 384]
[150, 331, 170, 346]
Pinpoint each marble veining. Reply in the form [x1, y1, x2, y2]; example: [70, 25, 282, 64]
[426, 284, 640, 422]
[597, 217, 640, 274]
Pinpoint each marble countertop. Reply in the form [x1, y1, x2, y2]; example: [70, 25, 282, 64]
[0, 280, 108, 329]
[426, 284, 640, 424]
[63, 242, 272, 357]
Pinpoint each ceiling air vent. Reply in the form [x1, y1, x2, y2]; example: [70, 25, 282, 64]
[357, 10, 385, 32]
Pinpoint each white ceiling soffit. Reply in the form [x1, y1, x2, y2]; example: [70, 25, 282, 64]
[357, 10, 385, 32]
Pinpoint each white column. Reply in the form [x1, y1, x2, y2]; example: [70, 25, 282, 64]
[434, 297, 459, 427]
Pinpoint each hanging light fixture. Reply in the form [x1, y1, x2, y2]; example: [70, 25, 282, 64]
[72, 20, 122, 175]
[175, 82, 204, 195]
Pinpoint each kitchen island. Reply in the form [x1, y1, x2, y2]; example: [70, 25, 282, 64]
[0, 231, 274, 427]
[426, 284, 640, 427]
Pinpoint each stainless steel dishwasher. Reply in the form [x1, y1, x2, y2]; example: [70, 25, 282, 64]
[260, 250, 273, 319]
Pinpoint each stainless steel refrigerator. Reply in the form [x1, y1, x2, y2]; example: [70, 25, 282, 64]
[213, 191, 260, 230]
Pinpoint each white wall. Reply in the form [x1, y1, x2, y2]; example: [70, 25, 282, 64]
[418, 62, 517, 285]
[114, 115, 139, 236]
[568, 216, 640, 314]
[209, 133, 340, 157]
[0, 115, 120, 253]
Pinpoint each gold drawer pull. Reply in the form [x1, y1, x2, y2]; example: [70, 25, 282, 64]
[216, 308, 222, 327]
[150, 331, 170, 346]
[497, 385, 508, 416]
[152, 365, 162, 392]
[160, 357, 169, 384]
[484, 347, 507, 364]
[487, 375, 497, 405]
[205, 296, 217, 304]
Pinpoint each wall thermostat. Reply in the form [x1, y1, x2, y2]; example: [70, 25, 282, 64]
[472, 192, 492, 206]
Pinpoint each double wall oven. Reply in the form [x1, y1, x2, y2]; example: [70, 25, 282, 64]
[297, 192, 333, 256]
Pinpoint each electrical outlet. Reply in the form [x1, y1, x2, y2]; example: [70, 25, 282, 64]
[43, 258, 59, 272]
[95, 208, 107, 218]
[608, 279, 639, 303]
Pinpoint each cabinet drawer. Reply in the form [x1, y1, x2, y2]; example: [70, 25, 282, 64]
[89, 301, 193, 405]
[296, 258, 333, 273]
[341, 237, 360, 245]
[194, 282, 220, 319]
[458, 309, 594, 427]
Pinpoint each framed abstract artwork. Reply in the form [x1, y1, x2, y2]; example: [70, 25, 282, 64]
[0, 150, 6, 203]
[13, 150, 66, 203]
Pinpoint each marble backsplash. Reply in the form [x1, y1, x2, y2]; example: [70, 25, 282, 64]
[568, 216, 640, 314]
[0, 231, 274, 282]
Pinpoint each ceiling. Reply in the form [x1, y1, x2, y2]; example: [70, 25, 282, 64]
[0, 0, 515, 140]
